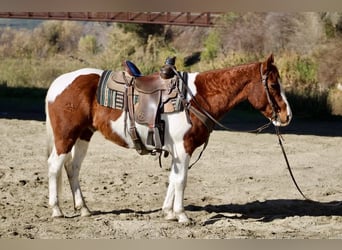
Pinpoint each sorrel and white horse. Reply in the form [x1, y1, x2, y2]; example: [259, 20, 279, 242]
[45, 54, 292, 223]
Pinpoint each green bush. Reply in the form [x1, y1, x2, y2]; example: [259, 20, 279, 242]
[201, 29, 221, 62]
[295, 57, 317, 84]
[0, 15, 341, 118]
[78, 35, 100, 55]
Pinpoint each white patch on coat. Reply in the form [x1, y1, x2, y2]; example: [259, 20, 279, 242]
[109, 113, 134, 148]
[278, 78, 292, 126]
[186, 72, 199, 100]
[108, 73, 197, 152]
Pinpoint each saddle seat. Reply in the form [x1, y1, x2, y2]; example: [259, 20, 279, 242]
[124, 60, 173, 94]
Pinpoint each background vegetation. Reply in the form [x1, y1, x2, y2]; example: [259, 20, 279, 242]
[0, 12, 342, 118]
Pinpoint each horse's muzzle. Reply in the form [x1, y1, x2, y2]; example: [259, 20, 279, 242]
[273, 111, 292, 127]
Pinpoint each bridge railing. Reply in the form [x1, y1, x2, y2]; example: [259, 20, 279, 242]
[0, 12, 222, 26]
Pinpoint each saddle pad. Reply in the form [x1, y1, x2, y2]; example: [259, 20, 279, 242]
[96, 70, 188, 112]
[96, 70, 138, 110]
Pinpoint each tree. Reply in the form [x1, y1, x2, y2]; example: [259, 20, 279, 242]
[117, 23, 164, 43]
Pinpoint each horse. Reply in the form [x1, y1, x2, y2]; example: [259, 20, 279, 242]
[45, 54, 292, 223]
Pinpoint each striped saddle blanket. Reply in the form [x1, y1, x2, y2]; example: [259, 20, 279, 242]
[96, 70, 138, 110]
[96, 70, 187, 112]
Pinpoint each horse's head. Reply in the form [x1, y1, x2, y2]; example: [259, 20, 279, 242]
[248, 54, 292, 126]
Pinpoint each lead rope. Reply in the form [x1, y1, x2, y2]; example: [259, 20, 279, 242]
[172, 67, 273, 134]
[274, 125, 312, 201]
[168, 65, 340, 205]
[260, 65, 311, 201]
[167, 66, 273, 170]
[275, 126, 342, 206]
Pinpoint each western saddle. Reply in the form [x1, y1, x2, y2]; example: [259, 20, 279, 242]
[107, 57, 186, 155]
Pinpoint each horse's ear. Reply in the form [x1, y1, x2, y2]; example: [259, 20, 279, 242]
[266, 53, 274, 67]
[263, 53, 274, 71]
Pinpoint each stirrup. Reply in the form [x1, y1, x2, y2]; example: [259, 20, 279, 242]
[146, 127, 163, 150]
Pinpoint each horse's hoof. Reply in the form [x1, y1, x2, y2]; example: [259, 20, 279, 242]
[163, 209, 177, 221]
[177, 213, 190, 223]
[165, 213, 178, 221]
[80, 207, 92, 217]
[51, 208, 64, 218]
[52, 214, 64, 218]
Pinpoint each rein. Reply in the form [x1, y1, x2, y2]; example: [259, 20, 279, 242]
[260, 64, 312, 202]
[172, 67, 273, 134]
[167, 64, 341, 206]
[273, 125, 312, 201]
[169, 66, 273, 170]
[172, 65, 336, 204]
[261, 65, 341, 204]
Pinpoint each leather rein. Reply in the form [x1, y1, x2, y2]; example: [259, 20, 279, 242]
[171, 64, 321, 203]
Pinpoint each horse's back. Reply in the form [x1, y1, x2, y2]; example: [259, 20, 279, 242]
[46, 68, 103, 103]
[46, 68, 103, 154]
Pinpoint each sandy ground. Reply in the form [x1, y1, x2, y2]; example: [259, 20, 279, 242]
[0, 118, 341, 239]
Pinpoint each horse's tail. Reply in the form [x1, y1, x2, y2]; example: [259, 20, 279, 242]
[45, 100, 54, 159]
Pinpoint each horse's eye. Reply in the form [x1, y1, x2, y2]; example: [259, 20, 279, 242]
[270, 83, 279, 90]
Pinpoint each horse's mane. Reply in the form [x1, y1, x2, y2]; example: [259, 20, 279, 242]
[200, 61, 259, 75]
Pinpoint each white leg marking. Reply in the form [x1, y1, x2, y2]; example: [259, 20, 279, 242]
[171, 143, 190, 223]
[48, 148, 67, 218]
[163, 163, 176, 221]
[161, 111, 192, 223]
[64, 139, 91, 216]
[162, 143, 190, 223]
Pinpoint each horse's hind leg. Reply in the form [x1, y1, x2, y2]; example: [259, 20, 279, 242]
[48, 147, 67, 218]
[64, 138, 91, 217]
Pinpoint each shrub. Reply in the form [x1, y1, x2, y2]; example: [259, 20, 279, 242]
[118, 23, 164, 44]
[202, 29, 221, 62]
[1, 15, 341, 118]
[30, 21, 83, 57]
[78, 35, 100, 55]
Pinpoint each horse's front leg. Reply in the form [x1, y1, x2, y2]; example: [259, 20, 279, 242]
[162, 145, 190, 223]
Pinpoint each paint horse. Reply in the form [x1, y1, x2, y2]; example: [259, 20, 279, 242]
[45, 54, 292, 223]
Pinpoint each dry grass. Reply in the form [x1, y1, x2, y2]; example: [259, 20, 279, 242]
[0, 13, 341, 116]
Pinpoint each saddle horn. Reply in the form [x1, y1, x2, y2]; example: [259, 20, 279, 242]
[160, 56, 176, 79]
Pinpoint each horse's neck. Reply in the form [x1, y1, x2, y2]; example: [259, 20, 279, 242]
[196, 63, 259, 118]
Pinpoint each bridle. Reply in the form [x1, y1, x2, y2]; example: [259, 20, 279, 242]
[171, 64, 323, 202]
[260, 64, 314, 201]
[170, 64, 341, 205]
[260, 63, 280, 124]
[259, 64, 338, 202]
[172, 65, 274, 134]
[167, 64, 276, 169]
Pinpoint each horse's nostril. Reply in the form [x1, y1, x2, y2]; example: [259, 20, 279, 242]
[285, 115, 292, 125]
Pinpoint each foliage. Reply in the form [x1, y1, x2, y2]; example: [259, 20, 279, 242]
[117, 23, 164, 43]
[201, 29, 221, 62]
[1, 13, 342, 117]
[78, 35, 100, 55]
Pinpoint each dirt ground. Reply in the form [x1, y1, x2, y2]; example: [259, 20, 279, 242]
[0, 117, 341, 239]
